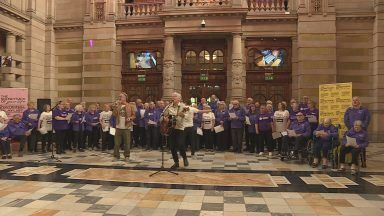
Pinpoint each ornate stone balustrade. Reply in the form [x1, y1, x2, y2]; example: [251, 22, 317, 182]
[175, 0, 232, 7]
[247, 0, 288, 12]
[118, 2, 164, 18]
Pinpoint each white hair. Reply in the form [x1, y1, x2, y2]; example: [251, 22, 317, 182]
[354, 120, 362, 126]
[172, 92, 182, 100]
[74, 104, 83, 112]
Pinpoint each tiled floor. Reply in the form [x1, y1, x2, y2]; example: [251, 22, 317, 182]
[0, 180, 383, 216]
[0, 143, 382, 215]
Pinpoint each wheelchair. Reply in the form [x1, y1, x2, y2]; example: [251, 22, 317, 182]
[279, 135, 312, 164]
[306, 135, 340, 169]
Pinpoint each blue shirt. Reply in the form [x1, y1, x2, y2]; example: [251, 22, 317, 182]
[289, 120, 311, 138]
[248, 113, 258, 133]
[342, 128, 369, 148]
[344, 107, 370, 130]
[227, 107, 245, 129]
[144, 108, 161, 127]
[256, 113, 273, 132]
[22, 109, 40, 129]
[85, 112, 100, 131]
[52, 108, 69, 131]
[71, 112, 85, 132]
[313, 124, 338, 143]
[0, 125, 10, 138]
[135, 107, 146, 127]
[8, 121, 27, 137]
[214, 109, 228, 126]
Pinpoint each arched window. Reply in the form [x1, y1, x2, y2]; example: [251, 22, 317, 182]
[212, 50, 224, 70]
[199, 50, 210, 64]
[212, 50, 224, 64]
[185, 51, 196, 64]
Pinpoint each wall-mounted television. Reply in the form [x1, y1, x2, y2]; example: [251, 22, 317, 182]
[255, 49, 286, 67]
[129, 52, 157, 69]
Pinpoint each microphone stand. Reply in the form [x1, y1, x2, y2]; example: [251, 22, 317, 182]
[149, 104, 178, 177]
[38, 101, 63, 163]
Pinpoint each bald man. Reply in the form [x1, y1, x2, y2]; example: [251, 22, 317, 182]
[344, 96, 370, 131]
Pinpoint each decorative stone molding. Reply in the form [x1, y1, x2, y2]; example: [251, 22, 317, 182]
[311, 0, 322, 14]
[232, 59, 243, 69]
[163, 60, 175, 87]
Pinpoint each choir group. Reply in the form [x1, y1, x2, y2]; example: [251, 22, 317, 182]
[0, 93, 370, 173]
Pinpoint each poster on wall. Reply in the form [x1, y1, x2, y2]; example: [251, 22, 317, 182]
[0, 88, 28, 120]
[319, 83, 352, 137]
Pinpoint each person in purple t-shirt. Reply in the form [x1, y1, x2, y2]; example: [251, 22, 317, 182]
[339, 120, 369, 175]
[22, 102, 40, 153]
[53, 101, 69, 154]
[256, 105, 274, 156]
[8, 114, 29, 157]
[344, 96, 370, 131]
[282, 112, 311, 159]
[247, 104, 258, 153]
[227, 100, 245, 153]
[85, 104, 101, 150]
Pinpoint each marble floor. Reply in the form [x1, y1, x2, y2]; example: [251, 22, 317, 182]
[0, 143, 383, 215]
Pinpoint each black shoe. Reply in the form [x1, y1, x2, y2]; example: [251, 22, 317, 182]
[7, 155, 12, 159]
[1, 155, 6, 159]
[170, 163, 179, 169]
[79, 149, 85, 152]
[322, 165, 328, 170]
[183, 158, 189, 167]
[62, 151, 66, 154]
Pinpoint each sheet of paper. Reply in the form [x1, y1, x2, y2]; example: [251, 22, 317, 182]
[245, 116, 251, 125]
[346, 136, 358, 146]
[307, 115, 318, 123]
[287, 129, 297, 137]
[109, 127, 116, 136]
[214, 125, 224, 133]
[229, 112, 237, 119]
[29, 114, 38, 120]
[38, 127, 47, 135]
[140, 109, 145, 118]
[102, 126, 109, 132]
[148, 120, 157, 125]
[66, 113, 73, 123]
[196, 127, 203, 136]
[281, 131, 288, 136]
[272, 132, 282, 140]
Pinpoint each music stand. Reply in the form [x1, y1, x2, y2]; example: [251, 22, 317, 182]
[37, 141, 61, 163]
[149, 133, 178, 177]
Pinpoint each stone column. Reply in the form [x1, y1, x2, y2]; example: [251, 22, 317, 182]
[113, 40, 123, 100]
[291, 36, 298, 98]
[6, 32, 16, 54]
[230, 33, 244, 101]
[297, 0, 336, 101]
[371, 0, 384, 141]
[162, 35, 176, 100]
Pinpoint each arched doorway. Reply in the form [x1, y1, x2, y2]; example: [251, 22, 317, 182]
[181, 39, 227, 104]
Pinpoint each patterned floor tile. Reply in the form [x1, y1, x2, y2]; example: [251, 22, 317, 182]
[10, 166, 60, 176]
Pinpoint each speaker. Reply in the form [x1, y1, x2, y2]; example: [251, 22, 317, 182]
[37, 99, 51, 112]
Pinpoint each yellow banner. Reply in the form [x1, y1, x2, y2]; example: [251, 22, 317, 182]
[319, 83, 352, 136]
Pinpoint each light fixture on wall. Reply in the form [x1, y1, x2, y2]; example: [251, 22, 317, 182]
[201, 19, 206, 28]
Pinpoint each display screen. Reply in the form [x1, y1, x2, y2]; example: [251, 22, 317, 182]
[129, 52, 157, 69]
[254, 49, 286, 67]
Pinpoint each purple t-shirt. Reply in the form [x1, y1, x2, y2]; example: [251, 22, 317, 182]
[256, 113, 273, 132]
[52, 108, 69, 131]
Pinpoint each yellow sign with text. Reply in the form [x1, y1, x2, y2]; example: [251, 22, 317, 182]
[319, 83, 352, 136]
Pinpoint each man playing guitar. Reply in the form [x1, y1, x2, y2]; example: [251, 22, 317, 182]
[161, 92, 189, 169]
